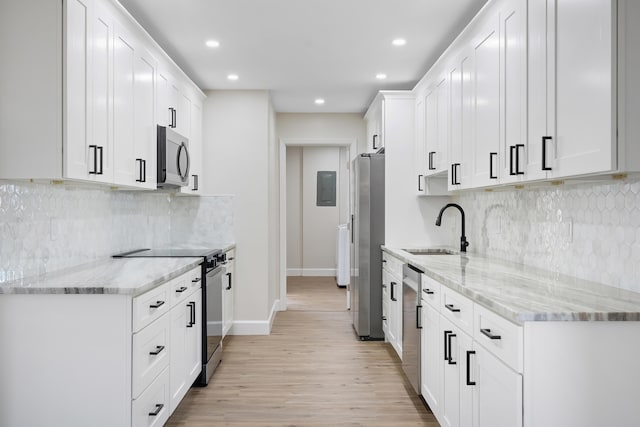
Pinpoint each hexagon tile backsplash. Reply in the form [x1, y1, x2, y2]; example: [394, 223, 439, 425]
[442, 177, 640, 293]
[0, 181, 234, 283]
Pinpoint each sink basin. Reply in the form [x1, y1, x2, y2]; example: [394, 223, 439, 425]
[401, 248, 458, 256]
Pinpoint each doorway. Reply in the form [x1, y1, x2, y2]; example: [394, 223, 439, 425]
[278, 138, 356, 310]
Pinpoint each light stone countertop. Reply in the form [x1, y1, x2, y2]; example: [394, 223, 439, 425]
[0, 257, 203, 296]
[383, 246, 640, 324]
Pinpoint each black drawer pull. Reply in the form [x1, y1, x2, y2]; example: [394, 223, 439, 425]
[416, 305, 423, 329]
[423, 289, 434, 295]
[390, 281, 397, 302]
[226, 272, 232, 290]
[149, 345, 165, 356]
[445, 303, 460, 313]
[489, 152, 498, 179]
[175, 286, 188, 293]
[466, 350, 476, 386]
[187, 302, 195, 327]
[149, 300, 165, 309]
[148, 403, 164, 416]
[480, 328, 501, 340]
[446, 331, 457, 365]
[444, 330, 452, 361]
[192, 277, 202, 283]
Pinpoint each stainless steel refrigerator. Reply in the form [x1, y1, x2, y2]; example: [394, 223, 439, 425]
[350, 153, 385, 340]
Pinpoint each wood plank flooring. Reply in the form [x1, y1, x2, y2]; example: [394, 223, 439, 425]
[166, 276, 438, 426]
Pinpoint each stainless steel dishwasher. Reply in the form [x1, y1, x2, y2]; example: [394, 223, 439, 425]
[402, 264, 422, 395]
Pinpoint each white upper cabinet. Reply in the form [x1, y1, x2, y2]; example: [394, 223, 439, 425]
[180, 99, 203, 195]
[529, 0, 616, 179]
[0, 0, 204, 190]
[364, 98, 384, 153]
[470, 12, 500, 188]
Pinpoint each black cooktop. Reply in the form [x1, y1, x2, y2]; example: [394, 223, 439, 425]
[113, 248, 222, 259]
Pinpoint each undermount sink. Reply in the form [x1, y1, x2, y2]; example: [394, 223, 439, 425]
[401, 248, 458, 256]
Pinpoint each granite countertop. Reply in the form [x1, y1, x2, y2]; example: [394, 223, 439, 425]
[383, 246, 640, 324]
[167, 242, 236, 253]
[0, 257, 203, 296]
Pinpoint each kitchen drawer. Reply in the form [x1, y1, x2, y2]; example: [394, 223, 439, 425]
[421, 274, 441, 310]
[132, 366, 170, 427]
[382, 251, 403, 279]
[170, 267, 201, 307]
[133, 281, 172, 333]
[440, 286, 474, 336]
[474, 304, 523, 373]
[132, 312, 171, 399]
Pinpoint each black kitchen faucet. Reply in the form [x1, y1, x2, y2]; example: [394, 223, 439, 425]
[435, 203, 469, 253]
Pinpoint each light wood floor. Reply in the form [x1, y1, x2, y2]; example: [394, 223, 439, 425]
[166, 276, 438, 426]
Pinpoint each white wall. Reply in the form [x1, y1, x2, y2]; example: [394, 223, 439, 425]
[267, 100, 279, 314]
[286, 147, 303, 270]
[277, 113, 366, 154]
[202, 90, 277, 334]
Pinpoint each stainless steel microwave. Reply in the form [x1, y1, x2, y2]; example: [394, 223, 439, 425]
[157, 125, 190, 188]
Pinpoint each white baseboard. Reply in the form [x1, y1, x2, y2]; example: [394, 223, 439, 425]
[287, 268, 337, 277]
[229, 299, 280, 336]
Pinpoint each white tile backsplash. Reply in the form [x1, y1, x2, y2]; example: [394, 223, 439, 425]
[442, 178, 640, 292]
[0, 181, 234, 282]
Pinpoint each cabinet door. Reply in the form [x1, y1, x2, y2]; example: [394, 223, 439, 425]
[112, 21, 136, 186]
[499, 0, 528, 183]
[471, 14, 501, 187]
[415, 98, 427, 194]
[473, 344, 522, 427]
[424, 86, 438, 176]
[449, 49, 474, 190]
[169, 300, 188, 413]
[157, 71, 171, 128]
[440, 317, 473, 427]
[133, 46, 157, 189]
[64, 0, 95, 181]
[552, 0, 615, 178]
[180, 100, 202, 194]
[176, 91, 192, 139]
[383, 270, 398, 351]
[185, 290, 202, 384]
[435, 74, 449, 174]
[421, 302, 442, 417]
[392, 277, 403, 358]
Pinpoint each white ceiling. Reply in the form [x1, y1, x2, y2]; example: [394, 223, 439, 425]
[118, 0, 488, 113]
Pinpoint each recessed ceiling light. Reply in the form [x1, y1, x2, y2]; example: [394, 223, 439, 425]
[392, 38, 407, 46]
[376, 73, 387, 80]
[227, 74, 239, 81]
[315, 98, 325, 105]
[205, 40, 220, 48]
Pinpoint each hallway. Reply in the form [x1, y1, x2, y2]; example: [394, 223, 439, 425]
[166, 277, 438, 426]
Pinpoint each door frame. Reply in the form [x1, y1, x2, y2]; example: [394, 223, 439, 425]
[278, 138, 356, 311]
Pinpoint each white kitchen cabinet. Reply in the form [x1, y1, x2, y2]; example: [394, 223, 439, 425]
[382, 251, 404, 359]
[472, 344, 522, 427]
[529, 0, 615, 179]
[169, 288, 202, 413]
[180, 100, 203, 195]
[470, 12, 500, 188]
[364, 98, 384, 153]
[421, 300, 442, 416]
[0, 265, 202, 427]
[222, 248, 236, 337]
[426, 74, 449, 177]
[0, 0, 204, 188]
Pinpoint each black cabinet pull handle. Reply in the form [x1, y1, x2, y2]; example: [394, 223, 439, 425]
[192, 174, 199, 191]
[453, 163, 460, 185]
[142, 159, 146, 183]
[466, 350, 476, 385]
[175, 286, 188, 293]
[97, 146, 103, 175]
[381, 284, 387, 289]
[190, 301, 196, 326]
[89, 145, 98, 174]
[149, 345, 165, 355]
[542, 136, 552, 171]
[515, 144, 524, 175]
[418, 175, 424, 192]
[173, 108, 177, 129]
[228, 257, 234, 261]
[226, 272, 232, 290]
[373, 134, 379, 150]
[445, 303, 460, 313]
[423, 289, 434, 295]
[192, 277, 202, 283]
[390, 281, 397, 301]
[187, 302, 195, 327]
[480, 328, 501, 340]
[416, 305, 423, 329]
[168, 107, 173, 127]
[382, 316, 387, 321]
[428, 151, 436, 170]
[148, 403, 164, 416]
[509, 146, 516, 176]
[149, 300, 165, 309]
[450, 164, 455, 186]
[489, 152, 498, 179]
[447, 332, 457, 365]
[444, 330, 452, 361]
[136, 158, 143, 182]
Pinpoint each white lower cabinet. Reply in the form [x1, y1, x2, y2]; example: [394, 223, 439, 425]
[169, 288, 202, 413]
[222, 248, 236, 337]
[382, 262, 403, 359]
[132, 367, 171, 427]
[420, 300, 442, 416]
